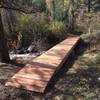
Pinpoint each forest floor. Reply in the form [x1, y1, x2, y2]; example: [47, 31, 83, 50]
[0, 42, 100, 100]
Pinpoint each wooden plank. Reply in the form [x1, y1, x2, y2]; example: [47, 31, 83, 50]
[5, 37, 80, 93]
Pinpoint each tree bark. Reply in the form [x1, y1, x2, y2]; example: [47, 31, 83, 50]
[50, 0, 55, 20]
[1, 9, 16, 38]
[46, 0, 55, 20]
[68, 0, 75, 31]
[0, 12, 10, 63]
[88, 0, 91, 12]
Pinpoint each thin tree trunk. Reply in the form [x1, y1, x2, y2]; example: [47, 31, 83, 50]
[51, 0, 55, 20]
[0, 12, 10, 63]
[68, 0, 75, 31]
[88, 0, 91, 12]
[46, 0, 55, 20]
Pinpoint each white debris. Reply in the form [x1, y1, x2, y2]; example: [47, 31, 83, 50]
[98, 77, 100, 80]
[9, 53, 36, 60]
[9, 51, 45, 60]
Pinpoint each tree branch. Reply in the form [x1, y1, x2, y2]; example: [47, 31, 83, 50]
[0, 5, 42, 14]
[0, 0, 43, 14]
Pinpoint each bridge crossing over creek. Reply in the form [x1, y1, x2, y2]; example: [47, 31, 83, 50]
[5, 37, 80, 93]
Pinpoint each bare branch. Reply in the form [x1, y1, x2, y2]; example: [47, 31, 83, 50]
[0, 0, 43, 14]
[0, 5, 42, 14]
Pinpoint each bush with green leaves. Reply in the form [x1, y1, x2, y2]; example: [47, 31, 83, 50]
[32, 0, 46, 11]
[15, 13, 67, 49]
[16, 13, 49, 33]
[16, 14, 34, 32]
[15, 13, 49, 48]
[47, 20, 66, 43]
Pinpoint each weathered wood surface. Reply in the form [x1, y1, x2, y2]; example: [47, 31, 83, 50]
[5, 37, 80, 93]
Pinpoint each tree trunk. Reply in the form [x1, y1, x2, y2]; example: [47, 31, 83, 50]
[1, 8, 16, 37]
[50, 0, 55, 20]
[0, 13, 10, 63]
[46, 0, 55, 20]
[88, 0, 91, 12]
[68, 0, 75, 31]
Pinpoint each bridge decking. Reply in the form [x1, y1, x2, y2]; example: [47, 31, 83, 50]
[5, 37, 80, 93]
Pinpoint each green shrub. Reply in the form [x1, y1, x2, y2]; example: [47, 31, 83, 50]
[16, 14, 34, 32]
[17, 13, 49, 33]
[32, 14, 49, 34]
[16, 14, 66, 37]
[15, 13, 50, 48]
[48, 21, 66, 36]
[15, 14, 67, 48]
[32, 0, 46, 11]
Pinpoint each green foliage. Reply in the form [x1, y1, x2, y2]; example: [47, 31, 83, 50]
[32, 0, 46, 11]
[47, 20, 66, 42]
[15, 13, 67, 47]
[55, 0, 64, 20]
[80, 13, 100, 44]
[16, 13, 48, 33]
[48, 20, 66, 34]
[15, 13, 49, 48]
[16, 14, 34, 32]
[32, 14, 49, 33]
[16, 13, 66, 40]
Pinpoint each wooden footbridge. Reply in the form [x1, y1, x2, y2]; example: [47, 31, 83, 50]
[5, 37, 80, 93]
